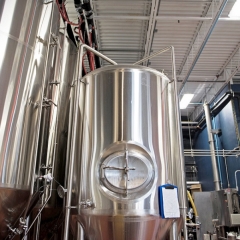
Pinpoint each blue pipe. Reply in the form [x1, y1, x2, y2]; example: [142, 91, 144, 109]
[212, 117, 223, 189]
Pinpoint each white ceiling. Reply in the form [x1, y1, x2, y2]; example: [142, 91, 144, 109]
[65, 0, 240, 120]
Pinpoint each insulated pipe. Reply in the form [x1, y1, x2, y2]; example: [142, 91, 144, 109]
[204, 102, 220, 191]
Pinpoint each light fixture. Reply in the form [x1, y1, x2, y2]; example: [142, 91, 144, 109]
[180, 94, 194, 109]
[228, 0, 240, 19]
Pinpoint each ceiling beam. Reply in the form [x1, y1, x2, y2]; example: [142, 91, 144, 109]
[92, 0, 213, 3]
[178, 0, 229, 94]
[93, 15, 240, 21]
[189, 43, 240, 121]
[141, 0, 161, 66]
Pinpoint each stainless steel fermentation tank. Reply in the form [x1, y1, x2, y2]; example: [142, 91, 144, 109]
[67, 60, 186, 239]
[0, 0, 60, 238]
[0, 0, 186, 238]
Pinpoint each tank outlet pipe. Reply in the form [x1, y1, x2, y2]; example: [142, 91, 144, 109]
[63, 44, 118, 240]
[204, 102, 220, 191]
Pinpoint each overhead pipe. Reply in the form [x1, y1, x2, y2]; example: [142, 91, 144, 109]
[179, 0, 229, 94]
[195, 91, 233, 130]
[204, 102, 220, 191]
[182, 126, 199, 129]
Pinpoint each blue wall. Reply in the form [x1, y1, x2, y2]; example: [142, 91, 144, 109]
[194, 93, 240, 191]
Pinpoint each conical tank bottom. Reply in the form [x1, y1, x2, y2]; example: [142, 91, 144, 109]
[72, 214, 182, 240]
[0, 188, 30, 238]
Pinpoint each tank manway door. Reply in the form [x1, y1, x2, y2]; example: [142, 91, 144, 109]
[100, 150, 154, 199]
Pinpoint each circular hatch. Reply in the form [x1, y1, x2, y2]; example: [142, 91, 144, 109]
[100, 150, 154, 197]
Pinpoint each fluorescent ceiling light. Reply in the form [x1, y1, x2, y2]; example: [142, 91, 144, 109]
[228, 0, 240, 19]
[180, 94, 194, 109]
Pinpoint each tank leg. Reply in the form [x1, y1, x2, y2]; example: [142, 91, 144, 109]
[169, 221, 180, 240]
[76, 223, 85, 240]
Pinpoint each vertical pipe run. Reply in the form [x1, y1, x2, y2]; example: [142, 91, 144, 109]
[63, 48, 82, 240]
[170, 46, 188, 240]
[204, 102, 220, 191]
[212, 117, 223, 189]
[224, 154, 230, 188]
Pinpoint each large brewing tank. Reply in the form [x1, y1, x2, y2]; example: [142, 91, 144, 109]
[0, 0, 59, 238]
[70, 65, 186, 240]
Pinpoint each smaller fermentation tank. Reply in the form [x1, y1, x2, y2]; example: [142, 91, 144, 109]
[69, 65, 186, 240]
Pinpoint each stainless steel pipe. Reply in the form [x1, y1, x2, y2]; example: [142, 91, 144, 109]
[204, 102, 220, 191]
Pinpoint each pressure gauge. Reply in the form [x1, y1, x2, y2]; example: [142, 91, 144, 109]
[100, 150, 154, 197]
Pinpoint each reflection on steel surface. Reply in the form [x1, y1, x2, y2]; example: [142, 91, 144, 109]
[69, 65, 185, 239]
[0, 0, 58, 237]
[71, 214, 182, 240]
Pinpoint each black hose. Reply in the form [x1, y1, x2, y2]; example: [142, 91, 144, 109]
[58, 0, 77, 47]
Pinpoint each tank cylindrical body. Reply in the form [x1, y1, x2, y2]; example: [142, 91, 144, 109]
[0, 0, 59, 237]
[70, 65, 185, 240]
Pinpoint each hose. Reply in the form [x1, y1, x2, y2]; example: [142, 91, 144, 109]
[187, 190, 198, 217]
